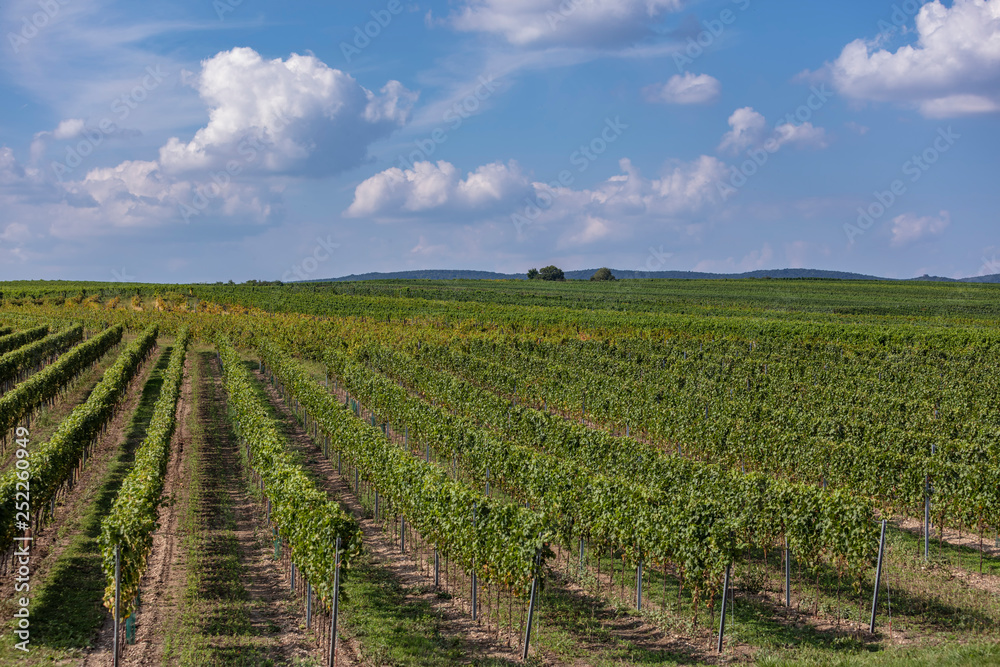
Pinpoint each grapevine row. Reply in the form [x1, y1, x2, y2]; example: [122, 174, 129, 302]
[0, 326, 157, 546]
[0, 325, 48, 356]
[411, 337, 1000, 535]
[0, 325, 125, 444]
[216, 337, 361, 607]
[100, 329, 191, 617]
[255, 340, 549, 592]
[0, 325, 84, 393]
[319, 342, 876, 600]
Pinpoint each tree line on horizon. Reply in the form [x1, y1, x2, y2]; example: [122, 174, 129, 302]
[527, 266, 616, 281]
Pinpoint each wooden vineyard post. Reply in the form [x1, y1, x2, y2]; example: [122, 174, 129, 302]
[400, 516, 406, 553]
[329, 536, 342, 667]
[434, 550, 440, 587]
[717, 563, 731, 653]
[870, 519, 887, 633]
[113, 544, 121, 667]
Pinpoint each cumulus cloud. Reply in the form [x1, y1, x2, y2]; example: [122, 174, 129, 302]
[346, 160, 533, 217]
[346, 155, 727, 240]
[52, 119, 86, 140]
[718, 107, 767, 152]
[890, 210, 950, 246]
[0, 48, 417, 241]
[0, 143, 279, 242]
[159, 48, 417, 176]
[718, 106, 828, 154]
[773, 121, 828, 148]
[445, 0, 685, 47]
[558, 214, 615, 248]
[643, 73, 721, 105]
[826, 0, 1000, 117]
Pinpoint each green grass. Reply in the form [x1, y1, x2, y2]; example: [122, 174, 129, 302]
[889, 521, 1000, 577]
[531, 572, 699, 666]
[338, 551, 521, 666]
[758, 640, 1000, 666]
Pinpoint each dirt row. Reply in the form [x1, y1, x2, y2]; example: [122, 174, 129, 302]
[84, 351, 325, 665]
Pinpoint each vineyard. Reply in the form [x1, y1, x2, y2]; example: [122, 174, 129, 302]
[0, 278, 998, 666]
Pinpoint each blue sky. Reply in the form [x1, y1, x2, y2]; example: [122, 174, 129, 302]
[1, 0, 998, 282]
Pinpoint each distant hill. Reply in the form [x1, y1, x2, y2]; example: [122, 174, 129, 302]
[959, 273, 1000, 283]
[313, 268, 1000, 283]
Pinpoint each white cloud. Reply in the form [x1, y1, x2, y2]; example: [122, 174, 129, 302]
[445, 0, 685, 47]
[346, 160, 532, 218]
[718, 106, 828, 153]
[52, 119, 87, 140]
[918, 94, 1000, 117]
[773, 121, 829, 149]
[643, 73, 721, 105]
[346, 155, 727, 234]
[558, 215, 616, 248]
[0, 143, 279, 242]
[0, 48, 417, 241]
[159, 48, 417, 176]
[890, 210, 950, 246]
[718, 107, 767, 152]
[826, 0, 1000, 117]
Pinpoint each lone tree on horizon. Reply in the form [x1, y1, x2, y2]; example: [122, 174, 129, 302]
[527, 266, 565, 280]
[590, 267, 616, 281]
[539, 265, 565, 281]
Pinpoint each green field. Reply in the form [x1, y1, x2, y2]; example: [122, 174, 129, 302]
[0, 278, 997, 666]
